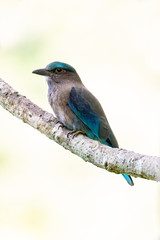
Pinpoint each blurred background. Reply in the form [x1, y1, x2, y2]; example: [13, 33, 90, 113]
[0, 0, 160, 239]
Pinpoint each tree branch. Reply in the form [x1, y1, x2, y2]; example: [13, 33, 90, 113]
[0, 78, 159, 182]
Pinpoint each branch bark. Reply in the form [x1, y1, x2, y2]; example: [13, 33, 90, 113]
[0, 78, 160, 182]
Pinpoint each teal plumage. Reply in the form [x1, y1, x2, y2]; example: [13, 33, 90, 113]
[33, 61, 134, 186]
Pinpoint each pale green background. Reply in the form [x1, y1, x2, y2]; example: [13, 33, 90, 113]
[0, 0, 160, 239]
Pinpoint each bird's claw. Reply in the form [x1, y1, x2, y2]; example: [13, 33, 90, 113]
[67, 130, 86, 139]
[56, 121, 65, 130]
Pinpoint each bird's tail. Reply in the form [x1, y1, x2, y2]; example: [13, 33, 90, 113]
[122, 174, 134, 186]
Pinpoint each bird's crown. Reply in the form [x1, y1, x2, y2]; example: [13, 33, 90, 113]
[46, 61, 76, 73]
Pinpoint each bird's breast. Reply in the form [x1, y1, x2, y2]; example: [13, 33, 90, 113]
[48, 85, 77, 130]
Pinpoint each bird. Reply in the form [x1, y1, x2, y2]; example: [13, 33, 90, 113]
[32, 61, 134, 186]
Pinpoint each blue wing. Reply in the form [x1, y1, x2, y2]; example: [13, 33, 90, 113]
[68, 87, 100, 138]
[68, 87, 118, 145]
[68, 87, 134, 186]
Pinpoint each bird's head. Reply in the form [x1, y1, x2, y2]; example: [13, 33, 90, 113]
[32, 61, 81, 87]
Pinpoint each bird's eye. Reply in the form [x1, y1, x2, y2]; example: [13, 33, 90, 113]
[54, 68, 66, 73]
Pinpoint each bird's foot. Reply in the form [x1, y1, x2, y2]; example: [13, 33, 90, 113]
[67, 130, 86, 139]
[56, 121, 65, 130]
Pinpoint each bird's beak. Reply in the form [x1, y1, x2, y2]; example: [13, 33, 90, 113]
[32, 68, 50, 76]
